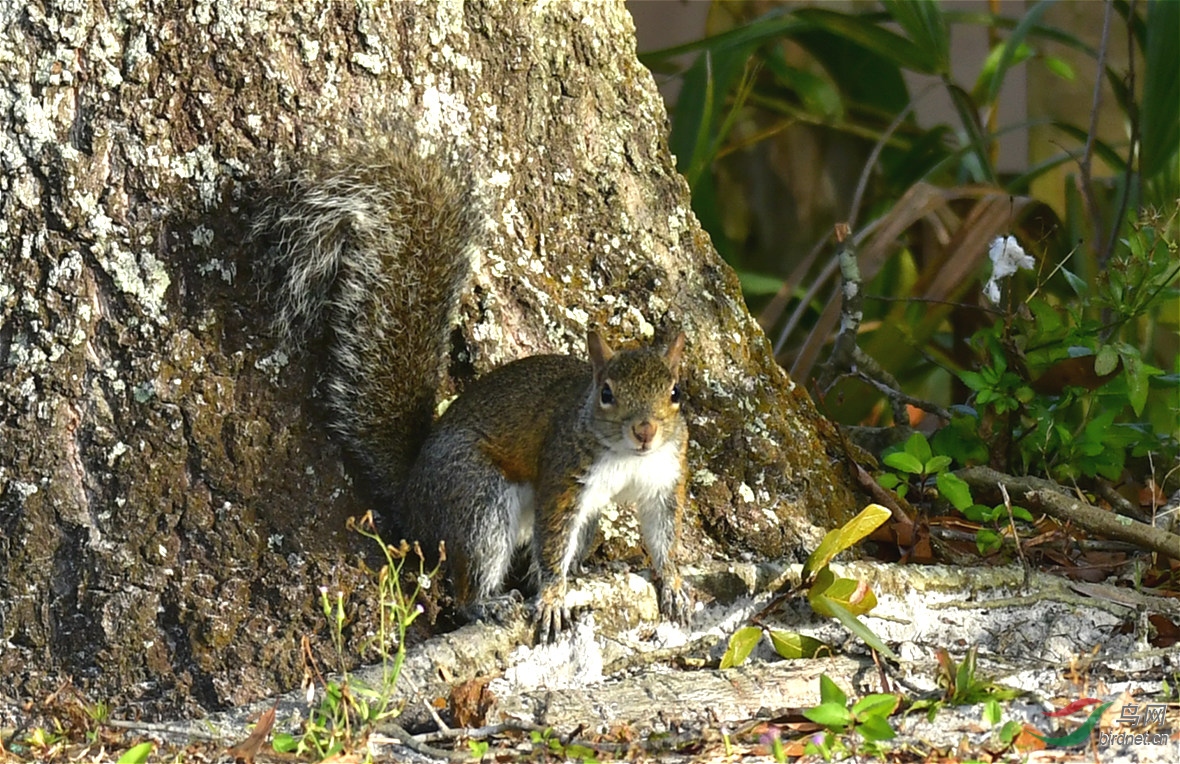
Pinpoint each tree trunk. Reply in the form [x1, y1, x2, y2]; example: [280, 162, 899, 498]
[0, 0, 856, 713]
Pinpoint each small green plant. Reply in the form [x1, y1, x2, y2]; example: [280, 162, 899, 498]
[879, 431, 1034, 555]
[528, 727, 599, 762]
[910, 646, 1022, 722]
[272, 512, 442, 759]
[983, 697, 1025, 750]
[878, 430, 953, 500]
[721, 503, 896, 668]
[954, 215, 1179, 483]
[803, 674, 898, 761]
[936, 647, 1022, 706]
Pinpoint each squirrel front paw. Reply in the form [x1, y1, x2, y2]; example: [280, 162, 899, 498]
[533, 581, 572, 643]
[658, 577, 692, 626]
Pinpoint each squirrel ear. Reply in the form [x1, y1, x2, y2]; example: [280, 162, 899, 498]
[587, 331, 613, 372]
[663, 332, 686, 373]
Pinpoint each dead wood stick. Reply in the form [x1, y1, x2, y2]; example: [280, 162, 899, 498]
[957, 467, 1180, 559]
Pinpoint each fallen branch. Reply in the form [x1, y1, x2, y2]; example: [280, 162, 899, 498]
[957, 467, 1180, 559]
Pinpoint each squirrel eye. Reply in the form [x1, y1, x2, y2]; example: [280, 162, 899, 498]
[670, 383, 681, 404]
[600, 383, 614, 406]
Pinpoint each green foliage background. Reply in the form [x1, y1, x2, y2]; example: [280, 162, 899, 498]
[642, 0, 1178, 481]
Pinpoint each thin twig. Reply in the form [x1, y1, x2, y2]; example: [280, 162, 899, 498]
[998, 482, 1031, 590]
[373, 720, 469, 761]
[848, 83, 939, 232]
[816, 224, 862, 392]
[852, 369, 952, 421]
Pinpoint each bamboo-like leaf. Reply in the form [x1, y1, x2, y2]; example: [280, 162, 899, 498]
[1139, 0, 1179, 179]
[984, 0, 1055, 106]
[821, 596, 900, 660]
[793, 8, 939, 74]
[803, 504, 892, 580]
[945, 82, 995, 184]
[639, 10, 807, 66]
[882, 0, 950, 74]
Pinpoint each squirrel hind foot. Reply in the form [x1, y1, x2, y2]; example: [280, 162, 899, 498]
[459, 589, 526, 627]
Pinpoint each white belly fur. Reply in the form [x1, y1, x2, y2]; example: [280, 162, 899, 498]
[558, 439, 682, 576]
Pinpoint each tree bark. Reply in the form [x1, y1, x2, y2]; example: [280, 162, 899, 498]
[0, 0, 856, 713]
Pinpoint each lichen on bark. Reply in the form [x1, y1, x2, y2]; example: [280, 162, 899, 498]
[0, 0, 856, 713]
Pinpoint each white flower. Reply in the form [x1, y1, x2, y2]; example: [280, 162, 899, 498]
[983, 235, 1034, 303]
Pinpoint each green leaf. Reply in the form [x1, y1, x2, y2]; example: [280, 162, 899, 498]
[851, 693, 900, 720]
[803, 504, 892, 579]
[804, 701, 853, 731]
[819, 674, 849, 707]
[924, 455, 952, 474]
[811, 576, 878, 617]
[999, 719, 1024, 745]
[945, 82, 996, 183]
[1061, 267, 1088, 297]
[883, 451, 924, 474]
[764, 56, 844, 121]
[1052, 121, 1129, 172]
[976, 528, 1003, 555]
[959, 370, 989, 391]
[955, 646, 977, 700]
[973, 41, 1032, 104]
[936, 472, 974, 511]
[855, 714, 897, 741]
[985, 0, 1054, 106]
[1139, 0, 1180, 179]
[639, 10, 806, 65]
[793, 8, 940, 73]
[983, 697, 1002, 726]
[881, 0, 949, 74]
[737, 269, 787, 297]
[961, 503, 995, 523]
[116, 742, 154, 764]
[792, 28, 910, 115]
[1044, 54, 1075, 80]
[272, 733, 298, 753]
[822, 597, 900, 661]
[904, 431, 933, 463]
[1094, 344, 1119, 376]
[1120, 347, 1149, 416]
[1011, 506, 1034, 523]
[720, 626, 763, 669]
[769, 630, 831, 659]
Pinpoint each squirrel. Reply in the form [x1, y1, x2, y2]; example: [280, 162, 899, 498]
[255, 144, 692, 640]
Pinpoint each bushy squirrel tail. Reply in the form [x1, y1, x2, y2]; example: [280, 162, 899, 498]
[256, 146, 480, 498]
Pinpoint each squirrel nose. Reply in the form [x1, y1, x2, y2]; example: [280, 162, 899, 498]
[632, 420, 656, 448]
